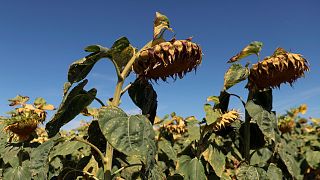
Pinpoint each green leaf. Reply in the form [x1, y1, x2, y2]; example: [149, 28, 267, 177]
[278, 149, 300, 178]
[3, 166, 31, 180]
[245, 100, 276, 141]
[158, 139, 177, 161]
[30, 136, 60, 180]
[128, 78, 157, 123]
[84, 44, 106, 53]
[237, 165, 267, 180]
[148, 163, 166, 180]
[306, 150, 320, 169]
[153, 12, 173, 39]
[267, 163, 283, 180]
[49, 141, 86, 158]
[202, 145, 225, 177]
[46, 79, 97, 137]
[2, 146, 20, 167]
[206, 96, 220, 105]
[98, 106, 156, 162]
[204, 104, 221, 125]
[228, 41, 263, 63]
[177, 156, 206, 180]
[68, 45, 109, 83]
[223, 64, 249, 90]
[187, 123, 200, 141]
[250, 148, 272, 167]
[8, 95, 29, 106]
[106, 37, 134, 72]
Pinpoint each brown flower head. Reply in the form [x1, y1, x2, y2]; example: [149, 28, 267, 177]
[3, 96, 54, 142]
[133, 38, 202, 81]
[212, 110, 240, 132]
[247, 48, 309, 90]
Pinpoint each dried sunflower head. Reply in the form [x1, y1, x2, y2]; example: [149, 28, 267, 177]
[160, 115, 188, 140]
[2, 96, 54, 142]
[278, 117, 295, 134]
[247, 48, 309, 90]
[30, 127, 49, 143]
[212, 110, 240, 132]
[133, 38, 202, 81]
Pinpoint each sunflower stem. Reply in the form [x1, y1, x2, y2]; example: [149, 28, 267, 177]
[244, 90, 254, 163]
[104, 41, 152, 180]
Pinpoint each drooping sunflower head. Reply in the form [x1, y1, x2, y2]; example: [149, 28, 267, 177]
[212, 110, 240, 132]
[133, 38, 202, 81]
[247, 48, 309, 90]
[2, 96, 54, 142]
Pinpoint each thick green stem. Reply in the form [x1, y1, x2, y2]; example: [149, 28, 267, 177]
[244, 90, 254, 163]
[104, 42, 152, 179]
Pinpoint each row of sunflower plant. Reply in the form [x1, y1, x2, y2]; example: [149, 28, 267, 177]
[0, 12, 317, 180]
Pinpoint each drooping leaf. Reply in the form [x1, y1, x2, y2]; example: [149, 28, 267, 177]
[202, 145, 225, 177]
[153, 12, 173, 39]
[46, 80, 97, 137]
[228, 41, 263, 63]
[98, 106, 156, 162]
[158, 139, 177, 161]
[176, 156, 206, 180]
[278, 148, 300, 178]
[267, 163, 283, 180]
[68, 45, 109, 83]
[206, 96, 220, 105]
[306, 150, 320, 169]
[223, 63, 249, 90]
[250, 148, 272, 167]
[128, 78, 157, 123]
[3, 166, 31, 180]
[245, 100, 276, 141]
[30, 136, 60, 180]
[204, 104, 221, 125]
[106, 37, 134, 72]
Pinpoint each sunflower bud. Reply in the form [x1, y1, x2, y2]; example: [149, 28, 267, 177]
[247, 48, 309, 90]
[133, 38, 202, 81]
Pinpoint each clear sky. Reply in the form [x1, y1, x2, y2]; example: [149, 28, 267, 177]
[1, 1, 319, 129]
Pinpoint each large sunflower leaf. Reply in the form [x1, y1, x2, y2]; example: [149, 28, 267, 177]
[202, 145, 225, 177]
[176, 156, 206, 180]
[98, 106, 156, 163]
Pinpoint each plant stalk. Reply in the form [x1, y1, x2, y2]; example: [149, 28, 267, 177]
[244, 90, 254, 163]
[104, 42, 152, 179]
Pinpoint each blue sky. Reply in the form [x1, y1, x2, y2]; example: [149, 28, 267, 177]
[1, 1, 319, 129]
